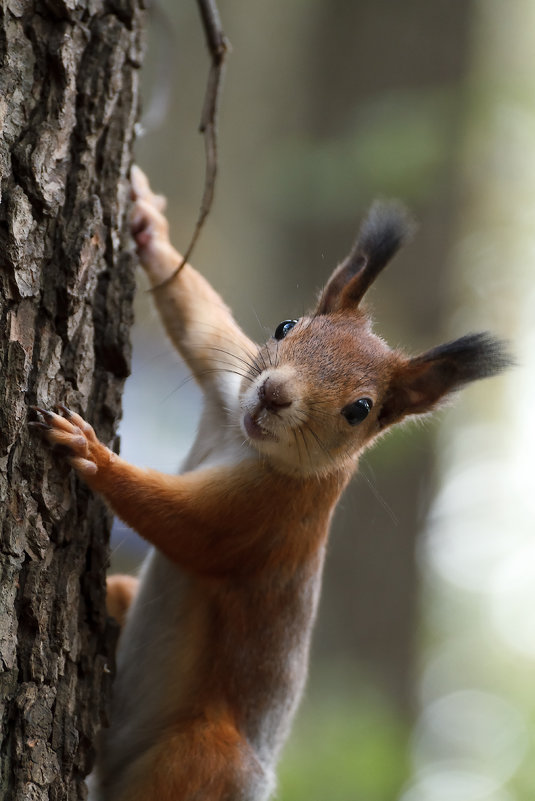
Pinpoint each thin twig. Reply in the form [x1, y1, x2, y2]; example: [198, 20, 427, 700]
[156, 0, 229, 289]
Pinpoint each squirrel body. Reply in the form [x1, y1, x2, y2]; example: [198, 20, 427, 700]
[33, 167, 510, 801]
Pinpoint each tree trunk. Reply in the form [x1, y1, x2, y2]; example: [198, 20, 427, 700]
[0, 2, 144, 798]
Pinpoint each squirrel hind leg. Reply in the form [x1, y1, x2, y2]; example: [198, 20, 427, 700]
[111, 719, 274, 801]
[106, 574, 140, 629]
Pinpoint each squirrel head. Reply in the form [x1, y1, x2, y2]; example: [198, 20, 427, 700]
[239, 202, 511, 478]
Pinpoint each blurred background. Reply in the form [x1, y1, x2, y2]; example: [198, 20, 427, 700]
[112, 1, 535, 799]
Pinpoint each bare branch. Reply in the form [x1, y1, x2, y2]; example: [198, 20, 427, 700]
[157, 0, 229, 288]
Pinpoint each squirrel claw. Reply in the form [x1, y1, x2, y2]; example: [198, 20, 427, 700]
[28, 420, 51, 431]
[29, 404, 107, 479]
[56, 403, 73, 419]
[31, 405, 53, 421]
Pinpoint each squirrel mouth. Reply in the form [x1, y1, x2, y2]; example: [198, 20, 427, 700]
[243, 412, 276, 442]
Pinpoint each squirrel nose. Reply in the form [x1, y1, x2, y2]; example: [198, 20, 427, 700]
[259, 376, 293, 412]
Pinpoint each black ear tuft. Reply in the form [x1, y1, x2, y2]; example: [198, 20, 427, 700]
[355, 200, 416, 278]
[316, 200, 415, 314]
[411, 332, 513, 384]
[378, 332, 512, 429]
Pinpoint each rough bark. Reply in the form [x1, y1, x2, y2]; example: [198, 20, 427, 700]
[0, 1, 144, 798]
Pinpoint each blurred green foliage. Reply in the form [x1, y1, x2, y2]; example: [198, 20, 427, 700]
[278, 665, 409, 801]
[260, 90, 456, 224]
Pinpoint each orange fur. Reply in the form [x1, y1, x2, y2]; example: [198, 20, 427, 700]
[33, 169, 509, 801]
[86, 455, 344, 576]
[123, 715, 265, 801]
[106, 575, 139, 628]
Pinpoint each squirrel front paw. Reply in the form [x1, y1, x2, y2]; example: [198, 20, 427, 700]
[130, 166, 183, 284]
[30, 405, 111, 480]
[130, 165, 168, 245]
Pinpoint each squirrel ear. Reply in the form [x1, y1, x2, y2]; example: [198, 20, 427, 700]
[316, 201, 414, 315]
[377, 333, 512, 429]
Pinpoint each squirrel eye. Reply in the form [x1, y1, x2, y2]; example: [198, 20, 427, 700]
[341, 398, 373, 426]
[274, 319, 298, 340]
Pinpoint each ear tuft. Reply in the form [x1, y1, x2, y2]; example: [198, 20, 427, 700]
[378, 332, 512, 429]
[355, 200, 416, 278]
[316, 200, 415, 314]
[410, 332, 513, 384]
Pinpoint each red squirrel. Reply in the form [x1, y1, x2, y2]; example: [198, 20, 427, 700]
[32, 167, 510, 801]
